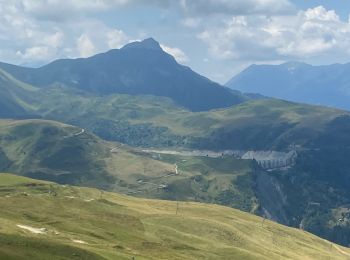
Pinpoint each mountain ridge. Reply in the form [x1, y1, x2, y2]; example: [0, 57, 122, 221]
[226, 61, 350, 110]
[0, 38, 248, 112]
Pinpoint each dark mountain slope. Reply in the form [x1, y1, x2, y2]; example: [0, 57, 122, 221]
[0, 38, 247, 111]
[0, 69, 37, 118]
[226, 61, 350, 110]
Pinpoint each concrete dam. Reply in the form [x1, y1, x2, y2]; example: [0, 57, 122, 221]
[142, 149, 298, 170]
[241, 150, 297, 169]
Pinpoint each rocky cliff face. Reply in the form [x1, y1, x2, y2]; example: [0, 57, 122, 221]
[255, 172, 290, 225]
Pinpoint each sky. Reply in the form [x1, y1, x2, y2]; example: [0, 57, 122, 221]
[0, 0, 350, 84]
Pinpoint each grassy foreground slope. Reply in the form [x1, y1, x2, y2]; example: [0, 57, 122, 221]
[0, 174, 349, 260]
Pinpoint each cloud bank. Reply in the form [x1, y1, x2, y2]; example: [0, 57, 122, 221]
[198, 6, 350, 62]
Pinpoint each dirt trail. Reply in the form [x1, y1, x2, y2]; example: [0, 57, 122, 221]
[74, 129, 85, 136]
[72, 239, 88, 244]
[321, 238, 350, 258]
[17, 224, 47, 234]
[333, 244, 350, 257]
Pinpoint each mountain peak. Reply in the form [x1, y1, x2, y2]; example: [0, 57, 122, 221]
[122, 38, 162, 51]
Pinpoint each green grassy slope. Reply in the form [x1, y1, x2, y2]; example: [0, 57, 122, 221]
[0, 119, 113, 189]
[189, 99, 347, 150]
[0, 173, 349, 260]
[0, 72, 347, 151]
[0, 119, 258, 214]
[146, 153, 258, 212]
[0, 69, 38, 117]
[26, 85, 347, 150]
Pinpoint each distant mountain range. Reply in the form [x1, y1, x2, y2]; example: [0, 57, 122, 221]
[0, 38, 247, 112]
[226, 61, 350, 110]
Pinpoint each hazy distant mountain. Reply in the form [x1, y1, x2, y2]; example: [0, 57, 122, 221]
[226, 61, 350, 110]
[0, 38, 247, 111]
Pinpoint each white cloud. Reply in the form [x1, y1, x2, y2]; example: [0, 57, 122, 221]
[107, 29, 129, 49]
[21, 0, 128, 21]
[198, 6, 350, 61]
[161, 44, 189, 63]
[6, 0, 294, 23]
[0, 0, 131, 64]
[304, 5, 339, 21]
[43, 31, 64, 48]
[180, 0, 295, 16]
[77, 34, 96, 58]
[16, 46, 51, 61]
[181, 18, 202, 28]
[19, 0, 173, 21]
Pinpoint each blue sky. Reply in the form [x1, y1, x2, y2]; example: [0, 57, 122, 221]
[0, 0, 349, 84]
